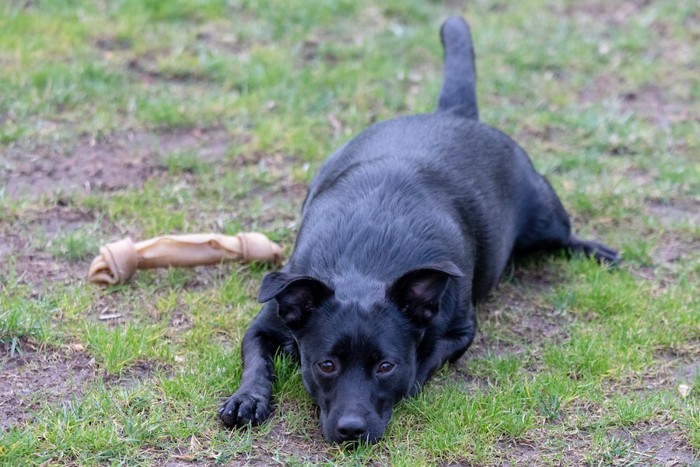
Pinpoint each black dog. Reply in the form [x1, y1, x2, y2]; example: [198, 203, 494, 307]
[219, 16, 619, 444]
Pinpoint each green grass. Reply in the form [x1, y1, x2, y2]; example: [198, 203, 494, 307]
[0, 282, 57, 354]
[82, 322, 172, 375]
[47, 225, 102, 262]
[1, 0, 699, 465]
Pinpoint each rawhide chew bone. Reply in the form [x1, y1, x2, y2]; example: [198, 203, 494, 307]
[88, 233, 283, 285]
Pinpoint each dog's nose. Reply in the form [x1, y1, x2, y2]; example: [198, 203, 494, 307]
[336, 414, 368, 441]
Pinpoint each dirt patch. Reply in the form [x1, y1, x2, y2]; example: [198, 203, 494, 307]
[167, 309, 194, 332]
[578, 74, 620, 105]
[467, 259, 571, 361]
[622, 166, 654, 186]
[633, 430, 698, 465]
[646, 197, 700, 228]
[252, 413, 331, 465]
[496, 428, 589, 466]
[2, 204, 97, 247]
[673, 359, 699, 384]
[611, 424, 699, 465]
[496, 439, 541, 467]
[579, 77, 690, 130]
[24, 205, 98, 237]
[4, 135, 162, 198]
[620, 84, 692, 128]
[12, 253, 86, 288]
[0, 347, 95, 430]
[103, 361, 172, 390]
[159, 400, 331, 465]
[2, 128, 232, 199]
[653, 232, 700, 267]
[563, 0, 652, 26]
[1, 205, 109, 287]
[608, 349, 700, 402]
[498, 421, 698, 465]
[0, 344, 169, 432]
[1, 231, 28, 259]
[653, 349, 700, 384]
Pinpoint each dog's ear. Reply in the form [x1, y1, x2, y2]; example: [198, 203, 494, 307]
[259, 272, 333, 329]
[388, 262, 463, 326]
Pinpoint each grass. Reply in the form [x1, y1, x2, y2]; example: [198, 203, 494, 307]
[47, 225, 102, 262]
[0, 282, 57, 354]
[1, 0, 699, 465]
[82, 322, 171, 375]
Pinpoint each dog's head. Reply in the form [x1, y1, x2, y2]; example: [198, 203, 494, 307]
[258, 262, 462, 444]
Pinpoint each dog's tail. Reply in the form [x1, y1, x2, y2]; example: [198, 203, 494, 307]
[436, 16, 479, 120]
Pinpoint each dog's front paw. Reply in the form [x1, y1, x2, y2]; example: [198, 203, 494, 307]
[218, 392, 271, 428]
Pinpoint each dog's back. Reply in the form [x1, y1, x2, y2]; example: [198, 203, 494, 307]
[295, 114, 529, 301]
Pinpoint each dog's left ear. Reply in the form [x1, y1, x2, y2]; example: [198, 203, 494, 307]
[388, 262, 463, 326]
[258, 272, 333, 329]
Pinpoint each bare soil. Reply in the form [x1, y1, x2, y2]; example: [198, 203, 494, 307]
[612, 424, 699, 466]
[0, 344, 172, 431]
[646, 197, 700, 228]
[0, 347, 95, 431]
[653, 232, 700, 268]
[245, 403, 330, 465]
[1, 128, 231, 198]
[468, 259, 572, 360]
[497, 422, 699, 466]
[496, 429, 588, 466]
[1, 205, 103, 287]
[563, 0, 652, 26]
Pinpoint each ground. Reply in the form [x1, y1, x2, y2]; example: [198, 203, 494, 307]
[1, 0, 699, 465]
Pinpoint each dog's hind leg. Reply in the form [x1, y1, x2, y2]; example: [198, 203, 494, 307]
[411, 317, 476, 396]
[437, 16, 479, 120]
[567, 234, 621, 265]
[410, 293, 477, 397]
[513, 162, 620, 265]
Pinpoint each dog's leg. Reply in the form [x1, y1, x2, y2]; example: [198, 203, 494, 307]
[411, 312, 476, 395]
[567, 233, 621, 265]
[513, 165, 620, 265]
[437, 16, 479, 120]
[219, 305, 292, 428]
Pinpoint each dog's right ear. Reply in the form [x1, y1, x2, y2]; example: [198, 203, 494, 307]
[387, 262, 463, 327]
[258, 272, 333, 329]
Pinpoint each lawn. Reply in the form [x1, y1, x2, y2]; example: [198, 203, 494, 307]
[1, 0, 699, 465]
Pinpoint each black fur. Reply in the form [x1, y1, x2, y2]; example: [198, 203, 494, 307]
[219, 16, 619, 444]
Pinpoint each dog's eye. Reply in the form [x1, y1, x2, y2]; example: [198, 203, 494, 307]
[377, 362, 395, 375]
[318, 360, 336, 373]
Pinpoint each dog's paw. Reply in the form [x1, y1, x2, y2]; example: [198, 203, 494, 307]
[591, 243, 621, 265]
[569, 234, 621, 266]
[218, 392, 271, 428]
